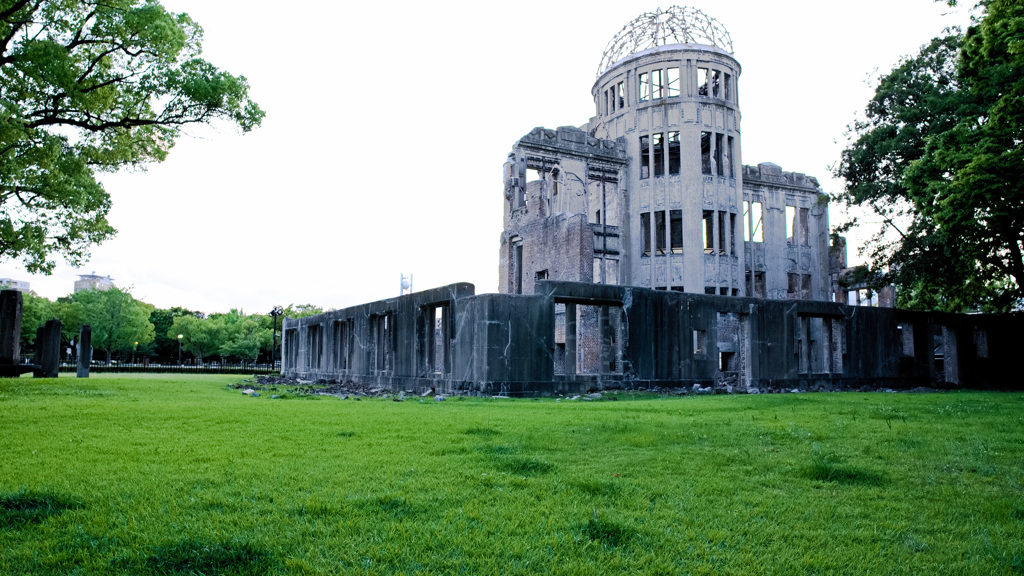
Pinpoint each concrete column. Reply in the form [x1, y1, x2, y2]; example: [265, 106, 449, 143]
[77, 325, 92, 378]
[565, 303, 577, 375]
[599, 305, 611, 373]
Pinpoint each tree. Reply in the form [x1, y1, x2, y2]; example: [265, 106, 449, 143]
[16, 288, 50, 349]
[168, 313, 220, 363]
[69, 286, 154, 362]
[834, 0, 1024, 311]
[211, 309, 269, 363]
[1, 0, 264, 273]
[148, 306, 201, 357]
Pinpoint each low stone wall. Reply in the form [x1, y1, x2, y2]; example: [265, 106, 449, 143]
[282, 282, 1020, 395]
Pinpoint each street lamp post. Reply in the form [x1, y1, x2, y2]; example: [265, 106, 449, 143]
[270, 306, 283, 369]
[177, 334, 183, 365]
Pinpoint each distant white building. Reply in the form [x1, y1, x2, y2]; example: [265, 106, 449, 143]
[74, 273, 114, 293]
[0, 278, 30, 292]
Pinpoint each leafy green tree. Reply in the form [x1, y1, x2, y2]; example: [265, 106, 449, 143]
[148, 306, 201, 357]
[283, 304, 325, 319]
[834, 0, 1024, 311]
[1, 0, 264, 273]
[16, 289, 51, 350]
[70, 287, 154, 362]
[211, 309, 270, 362]
[168, 313, 220, 363]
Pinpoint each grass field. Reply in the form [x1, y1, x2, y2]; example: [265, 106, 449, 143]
[1, 374, 1022, 575]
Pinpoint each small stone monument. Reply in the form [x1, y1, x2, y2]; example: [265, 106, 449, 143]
[77, 325, 92, 378]
[0, 289, 37, 377]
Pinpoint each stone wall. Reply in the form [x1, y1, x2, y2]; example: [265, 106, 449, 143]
[282, 282, 1020, 395]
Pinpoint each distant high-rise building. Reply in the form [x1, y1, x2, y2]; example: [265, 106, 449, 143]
[74, 273, 114, 293]
[0, 278, 30, 292]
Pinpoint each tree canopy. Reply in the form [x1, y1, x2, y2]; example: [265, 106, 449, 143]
[1, 0, 264, 273]
[68, 286, 154, 361]
[834, 0, 1023, 311]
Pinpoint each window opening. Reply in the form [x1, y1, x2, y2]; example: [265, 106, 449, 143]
[655, 210, 666, 255]
[705, 287, 717, 295]
[641, 212, 651, 256]
[715, 133, 724, 176]
[801, 275, 811, 299]
[639, 72, 649, 102]
[697, 67, 708, 96]
[668, 131, 680, 174]
[718, 211, 726, 254]
[651, 69, 663, 99]
[751, 201, 763, 242]
[666, 67, 680, 97]
[536, 269, 548, 281]
[755, 272, 766, 298]
[640, 135, 650, 179]
[724, 73, 732, 101]
[726, 136, 735, 177]
[700, 131, 711, 174]
[729, 213, 736, 255]
[616, 81, 625, 109]
[693, 330, 706, 355]
[702, 210, 714, 253]
[711, 69, 721, 98]
[799, 208, 810, 245]
[787, 273, 798, 298]
[670, 210, 682, 254]
[652, 133, 664, 177]
[786, 205, 796, 244]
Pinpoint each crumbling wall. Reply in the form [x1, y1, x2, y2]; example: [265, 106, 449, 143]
[282, 282, 1020, 395]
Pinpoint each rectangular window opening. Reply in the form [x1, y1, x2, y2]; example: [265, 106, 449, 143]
[652, 133, 664, 177]
[639, 72, 649, 102]
[666, 67, 680, 97]
[668, 131, 680, 175]
[726, 136, 735, 177]
[617, 81, 625, 109]
[670, 209, 683, 254]
[786, 205, 796, 244]
[715, 133, 724, 176]
[651, 69, 663, 99]
[799, 207, 810, 246]
[693, 329, 706, 355]
[718, 211, 726, 254]
[724, 73, 732, 101]
[751, 201, 763, 242]
[535, 269, 548, 281]
[697, 67, 708, 96]
[787, 273, 799, 299]
[655, 210, 666, 255]
[702, 210, 714, 254]
[700, 131, 711, 174]
[712, 69, 721, 98]
[729, 213, 736, 255]
[640, 135, 650, 179]
[801, 274, 811, 299]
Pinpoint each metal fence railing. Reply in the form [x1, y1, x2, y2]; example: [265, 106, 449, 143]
[58, 360, 280, 375]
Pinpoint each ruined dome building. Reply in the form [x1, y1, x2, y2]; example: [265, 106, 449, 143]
[278, 7, 1015, 394]
[501, 7, 828, 301]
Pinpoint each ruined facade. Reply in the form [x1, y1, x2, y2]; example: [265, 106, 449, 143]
[281, 8, 1020, 394]
[500, 8, 829, 301]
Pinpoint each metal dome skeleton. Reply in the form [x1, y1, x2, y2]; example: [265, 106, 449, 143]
[597, 6, 734, 76]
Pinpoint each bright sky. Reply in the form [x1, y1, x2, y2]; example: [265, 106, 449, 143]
[1, 0, 975, 314]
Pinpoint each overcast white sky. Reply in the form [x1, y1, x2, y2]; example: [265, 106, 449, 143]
[1, 0, 974, 314]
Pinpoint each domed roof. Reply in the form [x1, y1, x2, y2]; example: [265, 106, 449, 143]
[597, 6, 733, 76]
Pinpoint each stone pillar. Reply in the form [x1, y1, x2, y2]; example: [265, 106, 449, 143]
[77, 325, 92, 378]
[0, 290, 23, 365]
[33, 319, 62, 378]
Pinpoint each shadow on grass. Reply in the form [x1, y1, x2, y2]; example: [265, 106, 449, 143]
[581, 515, 634, 548]
[142, 539, 276, 575]
[479, 444, 553, 476]
[0, 490, 81, 529]
[367, 496, 418, 520]
[803, 449, 885, 486]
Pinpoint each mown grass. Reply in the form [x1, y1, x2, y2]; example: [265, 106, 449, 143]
[1, 374, 1022, 574]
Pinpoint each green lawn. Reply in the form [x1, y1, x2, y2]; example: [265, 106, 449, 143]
[1, 374, 1021, 575]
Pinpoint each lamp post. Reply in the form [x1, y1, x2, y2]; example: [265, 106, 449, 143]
[133, 341, 137, 365]
[177, 334, 183, 365]
[270, 307, 283, 369]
